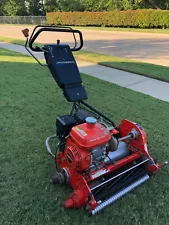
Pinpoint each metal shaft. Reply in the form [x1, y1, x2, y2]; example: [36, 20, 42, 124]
[81, 100, 117, 128]
[90, 174, 149, 216]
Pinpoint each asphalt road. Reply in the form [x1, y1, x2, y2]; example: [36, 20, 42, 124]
[1, 25, 169, 66]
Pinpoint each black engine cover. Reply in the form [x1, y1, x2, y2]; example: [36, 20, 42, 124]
[56, 115, 77, 138]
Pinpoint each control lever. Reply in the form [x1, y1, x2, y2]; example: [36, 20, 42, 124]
[22, 28, 47, 66]
[22, 28, 29, 38]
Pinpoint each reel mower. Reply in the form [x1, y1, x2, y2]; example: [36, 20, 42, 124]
[22, 26, 167, 215]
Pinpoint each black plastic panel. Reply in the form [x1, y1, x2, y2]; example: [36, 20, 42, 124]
[45, 44, 81, 88]
[64, 86, 87, 102]
[44, 44, 88, 102]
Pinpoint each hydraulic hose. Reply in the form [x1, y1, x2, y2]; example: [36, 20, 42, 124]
[45, 134, 56, 158]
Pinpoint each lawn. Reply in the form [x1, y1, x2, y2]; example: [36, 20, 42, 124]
[0, 48, 169, 225]
[73, 26, 169, 34]
[0, 36, 27, 46]
[74, 50, 169, 83]
[1, 36, 169, 83]
[2, 23, 169, 34]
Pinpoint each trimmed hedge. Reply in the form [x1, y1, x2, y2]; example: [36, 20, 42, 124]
[47, 10, 169, 28]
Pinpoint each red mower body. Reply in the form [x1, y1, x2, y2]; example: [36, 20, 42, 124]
[55, 119, 164, 212]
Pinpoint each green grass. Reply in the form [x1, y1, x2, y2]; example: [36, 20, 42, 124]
[1, 36, 169, 83]
[73, 26, 169, 34]
[74, 50, 169, 83]
[0, 36, 43, 48]
[1, 48, 169, 225]
[2, 23, 169, 34]
[0, 36, 26, 46]
[0, 24, 36, 26]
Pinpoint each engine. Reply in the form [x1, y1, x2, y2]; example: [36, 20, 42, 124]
[61, 117, 129, 173]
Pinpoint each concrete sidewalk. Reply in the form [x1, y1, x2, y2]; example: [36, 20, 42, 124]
[0, 42, 169, 103]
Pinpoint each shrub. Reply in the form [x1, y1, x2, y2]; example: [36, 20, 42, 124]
[46, 10, 169, 28]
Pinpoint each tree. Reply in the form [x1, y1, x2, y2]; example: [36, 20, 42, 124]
[80, 0, 99, 11]
[0, 0, 6, 15]
[122, 0, 132, 10]
[3, 0, 25, 16]
[45, 0, 84, 12]
[137, 0, 169, 9]
[1, 0, 169, 16]
[27, 0, 44, 15]
[3, 0, 20, 16]
[44, 0, 169, 12]
[44, 0, 58, 12]
[0, 0, 27, 16]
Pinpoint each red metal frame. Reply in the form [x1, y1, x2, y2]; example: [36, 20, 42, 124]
[55, 119, 163, 210]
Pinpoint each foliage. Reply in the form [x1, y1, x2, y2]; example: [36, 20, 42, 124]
[0, 0, 44, 16]
[0, 0, 5, 15]
[27, 0, 45, 16]
[44, 0, 169, 12]
[1, 0, 169, 16]
[3, 1, 19, 16]
[47, 10, 169, 28]
[140, 0, 169, 9]
[1, 0, 27, 16]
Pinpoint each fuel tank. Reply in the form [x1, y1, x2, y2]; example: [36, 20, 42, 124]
[70, 117, 111, 150]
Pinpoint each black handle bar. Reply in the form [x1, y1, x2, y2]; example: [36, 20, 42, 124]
[28, 25, 83, 52]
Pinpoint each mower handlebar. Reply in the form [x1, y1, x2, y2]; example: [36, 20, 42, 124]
[24, 25, 83, 52]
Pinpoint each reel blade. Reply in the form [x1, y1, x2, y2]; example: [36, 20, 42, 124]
[90, 174, 149, 215]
